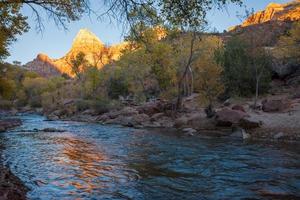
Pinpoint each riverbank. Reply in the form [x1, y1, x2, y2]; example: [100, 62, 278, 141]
[0, 118, 28, 200]
[0, 166, 28, 200]
[42, 90, 300, 142]
[3, 87, 300, 142]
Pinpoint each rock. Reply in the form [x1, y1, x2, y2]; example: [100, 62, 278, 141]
[223, 99, 231, 107]
[174, 116, 188, 128]
[182, 128, 197, 136]
[0, 126, 6, 132]
[42, 128, 66, 132]
[151, 112, 165, 121]
[137, 103, 161, 116]
[273, 132, 286, 140]
[239, 118, 261, 129]
[117, 107, 139, 117]
[63, 99, 74, 105]
[232, 105, 246, 113]
[156, 116, 174, 128]
[35, 108, 43, 114]
[262, 99, 290, 112]
[271, 58, 299, 78]
[292, 88, 300, 99]
[242, 129, 251, 140]
[136, 101, 172, 116]
[0, 119, 22, 132]
[96, 113, 110, 122]
[215, 108, 249, 127]
[0, 166, 28, 200]
[82, 109, 96, 115]
[231, 127, 251, 139]
[47, 114, 59, 120]
[240, 2, 300, 28]
[132, 114, 150, 125]
[175, 113, 215, 130]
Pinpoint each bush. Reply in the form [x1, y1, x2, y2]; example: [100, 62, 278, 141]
[75, 99, 91, 111]
[0, 100, 13, 110]
[29, 96, 42, 108]
[107, 77, 129, 99]
[90, 99, 111, 114]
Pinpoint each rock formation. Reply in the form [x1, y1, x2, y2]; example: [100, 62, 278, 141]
[25, 29, 127, 77]
[229, 1, 300, 31]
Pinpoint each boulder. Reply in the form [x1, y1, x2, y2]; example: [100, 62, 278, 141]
[262, 99, 290, 112]
[215, 108, 249, 127]
[239, 118, 261, 129]
[137, 102, 161, 116]
[182, 128, 197, 136]
[231, 127, 251, 139]
[232, 105, 246, 113]
[271, 59, 299, 78]
[151, 113, 165, 121]
[174, 116, 188, 128]
[136, 101, 172, 116]
[132, 114, 150, 125]
[273, 132, 288, 140]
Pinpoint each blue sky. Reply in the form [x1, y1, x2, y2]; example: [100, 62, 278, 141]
[6, 0, 291, 64]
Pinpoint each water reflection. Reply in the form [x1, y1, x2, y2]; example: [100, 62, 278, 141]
[1, 114, 300, 200]
[56, 136, 110, 194]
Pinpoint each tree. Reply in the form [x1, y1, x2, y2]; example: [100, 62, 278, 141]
[216, 36, 271, 99]
[275, 21, 300, 62]
[70, 52, 87, 79]
[193, 36, 224, 117]
[251, 49, 271, 108]
[0, 3, 28, 59]
[0, 0, 90, 60]
[103, 0, 242, 109]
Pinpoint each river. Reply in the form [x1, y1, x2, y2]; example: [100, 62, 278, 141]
[1, 114, 299, 199]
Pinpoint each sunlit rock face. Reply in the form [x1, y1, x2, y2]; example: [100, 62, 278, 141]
[229, 1, 300, 31]
[24, 53, 61, 77]
[226, 1, 300, 47]
[25, 28, 128, 77]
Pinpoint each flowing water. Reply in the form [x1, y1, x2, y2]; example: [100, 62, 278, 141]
[0, 114, 299, 200]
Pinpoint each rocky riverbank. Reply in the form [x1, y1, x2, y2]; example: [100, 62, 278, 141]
[0, 117, 28, 200]
[0, 166, 28, 200]
[43, 91, 300, 142]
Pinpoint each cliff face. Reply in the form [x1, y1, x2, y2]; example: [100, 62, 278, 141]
[229, 1, 300, 31]
[25, 54, 61, 77]
[25, 29, 127, 77]
[226, 1, 300, 46]
[242, 1, 300, 26]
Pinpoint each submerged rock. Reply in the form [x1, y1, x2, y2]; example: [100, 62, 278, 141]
[42, 128, 66, 132]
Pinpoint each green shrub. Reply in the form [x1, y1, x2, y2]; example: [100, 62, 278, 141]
[29, 96, 42, 108]
[75, 99, 91, 111]
[0, 100, 13, 110]
[90, 100, 111, 114]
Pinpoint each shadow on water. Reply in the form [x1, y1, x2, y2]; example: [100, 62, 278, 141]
[1, 114, 300, 199]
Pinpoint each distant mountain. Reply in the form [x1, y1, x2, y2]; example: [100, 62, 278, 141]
[25, 29, 127, 77]
[225, 0, 300, 46]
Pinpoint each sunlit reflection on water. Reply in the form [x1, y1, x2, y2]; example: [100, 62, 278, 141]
[1, 114, 300, 199]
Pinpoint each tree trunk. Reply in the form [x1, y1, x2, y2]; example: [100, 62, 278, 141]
[175, 31, 197, 110]
[188, 66, 194, 96]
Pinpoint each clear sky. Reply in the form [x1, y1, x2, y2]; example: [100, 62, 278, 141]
[5, 0, 291, 64]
